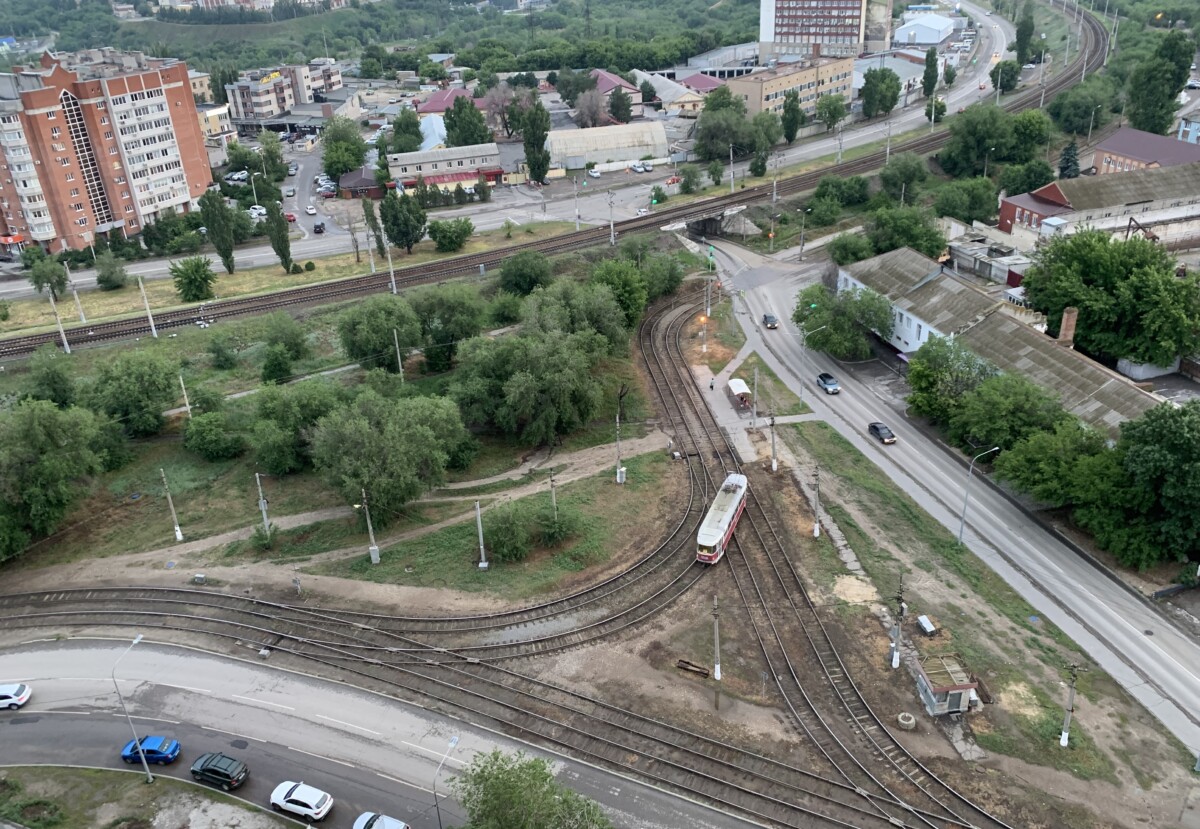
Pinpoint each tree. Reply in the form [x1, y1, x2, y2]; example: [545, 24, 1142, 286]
[337, 295, 422, 372]
[1047, 76, 1114, 134]
[1014, 0, 1035, 65]
[679, 165, 702, 194]
[814, 175, 869, 206]
[94, 250, 129, 291]
[639, 79, 656, 104]
[751, 110, 783, 151]
[1126, 58, 1179, 135]
[426, 218, 474, 253]
[0, 400, 108, 561]
[998, 160, 1055, 196]
[575, 89, 606, 128]
[261, 342, 293, 384]
[924, 97, 946, 124]
[500, 250, 553, 296]
[1022, 229, 1200, 366]
[703, 85, 746, 116]
[450, 750, 614, 829]
[694, 108, 755, 161]
[380, 190, 426, 254]
[708, 160, 725, 187]
[608, 87, 632, 123]
[866, 207, 946, 259]
[815, 94, 847, 131]
[198, 189, 235, 275]
[948, 372, 1068, 453]
[522, 280, 628, 354]
[554, 67, 596, 107]
[827, 233, 875, 265]
[362, 198, 387, 260]
[922, 47, 940, 100]
[208, 333, 238, 370]
[995, 419, 1108, 507]
[1010, 110, 1052, 163]
[749, 148, 768, 177]
[410, 284, 486, 373]
[90, 350, 178, 437]
[321, 115, 367, 179]
[263, 202, 292, 273]
[591, 259, 649, 328]
[1058, 139, 1081, 179]
[791, 283, 894, 361]
[184, 412, 244, 461]
[989, 60, 1021, 94]
[1153, 30, 1195, 95]
[907, 335, 998, 426]
[522, 101, 552, 183]
[28, 344, 75, 408]
[861, 67, 902, 119]
[170, 256, 217, 302]
[28, 257, 67, 301]
[444, 95, 492, 147]
[879, 152, 928, 204]
[943, 64, 957, 88]
[256, 129, 287, 180]
[249, 380, 341, 475]
[391, 108, 423, 153]
[940, 105, 1015, 177]
[262, 311, 309, 361]
[934, 177, 999, 224]
[781, 89, 805, 144]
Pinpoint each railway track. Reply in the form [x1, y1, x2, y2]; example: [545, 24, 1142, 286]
[1, 8, 1107, 362]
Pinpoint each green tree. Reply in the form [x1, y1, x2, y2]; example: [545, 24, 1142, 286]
[499, 251, 553, 296]
[781, 88, 805, 143]
[451, 750, 614, 829]
[184, 412, 244, 461]
[815, 94, 847, 131]
[380, 190, 427, 254]
[261, 343, 293, 384]
[989, 60, 1021, 94]
[522, 101, 552, 183]
[695, 108, 755, 161]
[263, 311, 309, 361]
[879, 152, 928, 203]
[1010, 110, 1052, 163]
[947, 372, 1068, 453]
[827, 233, 875, 265]
[922, 47, 940, 100]
[806, 196, 841, 227]
[679, 165, 702, 194]
[170, 256, 217, 302]
[553, 67, 596, 107]
[337, 294, 422, 372]
[995, 419, 1108, 507]
[707, 159, 725, 187]
[933, 177, 999, 223]
[94, 250, 129, 291]
[249, 380, 342, 474]
[906, 334, 997, 427]
[28, 257, 67, 300]
[608, 87, 633, 123]
[426, 218, 474, 253]
[28, 344, 75, 408]
[702, 85, 746, 116]
[943, 64, 957, 88]
[751, 110, 783, 151]
[522, 279, 628, 353]
[1058, 139, 1081, 178]
[639, 79, 657, 104]
[998, 160, 1055, 196]
[792, 284, 894, 361]
[256, 129, 287, 180]
[590, 259, 649, 328]
[1153, 30, 1196, 94]
[263, 202, 293, 273]
[940, 104, 1015, 177]
[814, 175, 869, 206]
[650, 185, 668, 205]
[362, 198, 387, 260]
[391, 108, 423, 153]
[925, 96, 946, 124]
[1126, 58, 1179, 134]
[444, 95, 492, 147]
[90, 350, 178, 437]
[1014, 0, 1035, 64]
[410, 283, 486, 373]
[749, 148, 768, 177]
[321, 115, 367, 179]
[198, 189, 236, 275]
[861, 67, 902, 118]
[208, 332, 238, 370]
[484, 501, 531, 562]
[1047, 76, 1114, 134]
[866, 207, 947, 259]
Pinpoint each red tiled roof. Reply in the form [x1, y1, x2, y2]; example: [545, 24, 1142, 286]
[416, 88, 487, 115]
[679, 73, 723, 93]
[590, 68, 638, 96]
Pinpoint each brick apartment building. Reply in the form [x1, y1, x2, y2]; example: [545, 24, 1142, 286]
[0, 48, 211, 256]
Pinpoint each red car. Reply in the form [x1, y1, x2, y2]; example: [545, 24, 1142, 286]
[284, 212, 296, 222]
[321, 190, 337, 198]
[665, 175, 681, 185]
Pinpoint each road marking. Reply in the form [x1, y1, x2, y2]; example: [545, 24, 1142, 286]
[158, 682, 212, 694]
[112, 713, 181, 724]
[402, 740, 466, 765]
[33, 710, 91, 715]
[315, 714, 381, 735]
[201, 725, 266, 743]
[231, 694, 294, 711]
[289, 747, 354, 768]
[375, 772, 405, 785]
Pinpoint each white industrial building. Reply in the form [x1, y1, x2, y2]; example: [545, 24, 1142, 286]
[545, 122, 670, 171]
[894, 14, 954, 46]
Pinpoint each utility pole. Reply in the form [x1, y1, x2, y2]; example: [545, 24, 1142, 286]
[890, 576, 907, 669]
[475, 500, 488, 569]
[393, 328, 405, 382]
[386, 246, 397, 294]
[607, 191, 615, 246]
[178, 374, 192, 419]
[1060, 662, 1088, 746]
[885, 119, 893, 164]
[728, 144, 734, 194]
[769, 414, 777, 473]
[813, 465, 820, 538]
[751, 366, 758, 427]
[48, 292, 71, 354]
[137, 276, 158, 338]
[360, 488, 380, 564]
[771, 153, 780, 204]
[615, 384, 628, 484]
[65, 263, 85, 323]
[549, 470, 558, 521]
[161, 468, 183, 542]
[835, 126, 844, 164]
[255, 473, 271, 539]
[366, 228, 376, 273]
[572, 176, 580, 231]
[712, 595, 721, 681]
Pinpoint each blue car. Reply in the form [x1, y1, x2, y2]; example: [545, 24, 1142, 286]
[122, 736, 181, 765]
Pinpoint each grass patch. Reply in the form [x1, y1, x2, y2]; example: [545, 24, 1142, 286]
[439, 467, 557, 497]
[732, 351, 806, 416]
[309, 451, 670, 599]
[446, 435, 527, 483]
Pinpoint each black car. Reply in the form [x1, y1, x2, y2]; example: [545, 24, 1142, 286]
[817, 372, 840, 394]
[190, 752, 249, 791]
[313, 222, 326, 234]
[868, 422, 896, 444]
[762, 313, 779, 329]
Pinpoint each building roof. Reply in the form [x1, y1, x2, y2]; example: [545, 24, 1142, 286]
[338, 166, 377, 190]
[416, 87, 485, 114]
[420, 113, 446, 152]
[427, 53, 455, 63]
[546, 121, 669, 157]
[1040, 162, 1200, 212]
[386, 141, 498, 166]
[631, 70, 703, 107]
[727, 57, 851, 88]
[590, 68, 638, 96]
[1001, 191, 1074, 219]
[853, 55, 925, 87]
[188, 69, 209, 80]
[844, 247, 1163, 436]
[1094, 127, 1200, 168]
[898, 13, 954, 31]
[678, 72, 724, 93]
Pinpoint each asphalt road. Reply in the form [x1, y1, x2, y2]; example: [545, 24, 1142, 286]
[0, 640, 758, 829]
[712, 242, 1200, 759]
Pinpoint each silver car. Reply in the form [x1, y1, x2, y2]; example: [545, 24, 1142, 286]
[353, 813, 409, 829]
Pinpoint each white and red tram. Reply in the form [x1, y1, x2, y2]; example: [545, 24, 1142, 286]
[696, 473, 748, 564]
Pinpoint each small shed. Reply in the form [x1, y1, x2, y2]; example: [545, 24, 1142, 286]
[916, 654, 979, 716]
[727, 378, 752, 408]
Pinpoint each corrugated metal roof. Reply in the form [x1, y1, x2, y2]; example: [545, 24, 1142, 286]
[546, 122, 668, 158]
[1055, 162, 1200, 211]
[1094, 127, 1200, 168]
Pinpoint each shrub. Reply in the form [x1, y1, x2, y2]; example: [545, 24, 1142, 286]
[208, 333, 238, 370]
[262, 311, 309, 360]
[261, 343, 293, 384]
[183, 412, 244, 461]
[489, 291, 524, 325]
[250, 522, 276, 551]
[304, 261, 316, 271]
[190, 386, 224, 414]
[484, 503, 531, 563]
[537, 503, 581, 547]
[290, 262, 303, 274]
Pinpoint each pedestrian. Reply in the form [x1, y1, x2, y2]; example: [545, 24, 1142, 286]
[709, 378, 714, 391]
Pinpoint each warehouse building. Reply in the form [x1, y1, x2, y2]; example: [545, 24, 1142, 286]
[545, 122, 669, 171]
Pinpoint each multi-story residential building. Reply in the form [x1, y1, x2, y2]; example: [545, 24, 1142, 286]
[224, 60, 343, 124]
[0, 49, 210, 256]
[760, 0, 891, 60]
[188, 70, 212, 103]
[724, 57, 854, 118]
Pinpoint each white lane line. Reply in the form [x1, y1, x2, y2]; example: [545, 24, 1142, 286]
[113, 714, 181, 724]
[231, 694, 294, 711]
[31, 710, 91, 715]
[375, 772, 405, 785]
[289, 747, 354, 768]
[158, 682, 212, 694]
[401, 740, 466, 765]
[201, 725, 266, 743]
[315, 714, 381, 735]
[58, 677, 108, 682]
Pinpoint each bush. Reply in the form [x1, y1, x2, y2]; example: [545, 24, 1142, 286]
[484, 502, 531, 563]
[261, 343, 293, 384]
[190, 386, 224, 414]
[208, 333, 238, 369]
[290, 262, 303, 274]
[183, 412, 244, 461]
[489, 291, 524, 325]
[0, 300, 9, 321]
[499, 250, 552, 295]
[262, 311, 309, 360]
[250, 522, 276, 551]
[304, 261, 316, 271]
[537, 503, 581, 546]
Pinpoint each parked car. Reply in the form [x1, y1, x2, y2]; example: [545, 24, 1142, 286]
[284, 212, 296, 223]
[979, 81, 987, 89]
[1022, 63, 1036, 69]
[816, 372, 840, 394]
[587, 169, 601, 178]
[313, 222, 326, 234]
[190, 752, 249, 791]
[630, 163, 645, 173]
[285, 187, 296, 197]
[321, 190, 337, 198]
[353, 813, 409, 829]
[305, 205, 317, 215]
[121, 736, 181, 765]
[665, 175, 681, 185]
[0, 683, 31, 710]
[762, 313, 779, 330]
[271, 781, 334, 822]
[636, 207, 650, 216]
[642, 162, 654, 172]
[868, 422, 897, 444]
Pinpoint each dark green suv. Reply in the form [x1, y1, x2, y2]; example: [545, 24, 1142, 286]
[190, 752, 249, 791]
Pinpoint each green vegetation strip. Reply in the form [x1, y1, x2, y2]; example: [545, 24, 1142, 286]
[734, 352, 807, 416]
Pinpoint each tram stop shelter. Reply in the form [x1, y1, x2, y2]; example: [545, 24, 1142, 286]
[915, 654, 979, 717]
[727, 378, 752, 409]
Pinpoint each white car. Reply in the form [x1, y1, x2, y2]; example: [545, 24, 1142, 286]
[0, 683, 31, 710]
[305, 205, 317, 215]
[353, 813, 409, 829]
[636, 207, 650, 216]
[587, 169, 601, 178]
[271, 781, 333, 821]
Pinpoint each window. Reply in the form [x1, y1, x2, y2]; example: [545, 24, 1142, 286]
[59, 158, 70, 167]
[72, 202, 84, 212]
[50, 127, 61, 138]
[109, 147, 119, 155]
[104, 131, 113, 140]
[100, 116, 109, 125]
[46, 110, 57, 120]
[76, 217, 88, 226]
[65, 173, 75, 181]
[70, 188, 79, 197]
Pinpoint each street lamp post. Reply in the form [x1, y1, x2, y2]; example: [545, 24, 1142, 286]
[432, 735, 459, 829]
[797, 207, 812, 260]
[797, 324, 827, 406]
[1087, 104, 1102, 144]
[983, 146, 996, 178]
[112, 634, 154, 784]
[957, 446, 1000, 544]
[1039, 34, 1048, 108]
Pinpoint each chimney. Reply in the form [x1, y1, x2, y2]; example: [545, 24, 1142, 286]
[1057, 306, 1078, 349]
